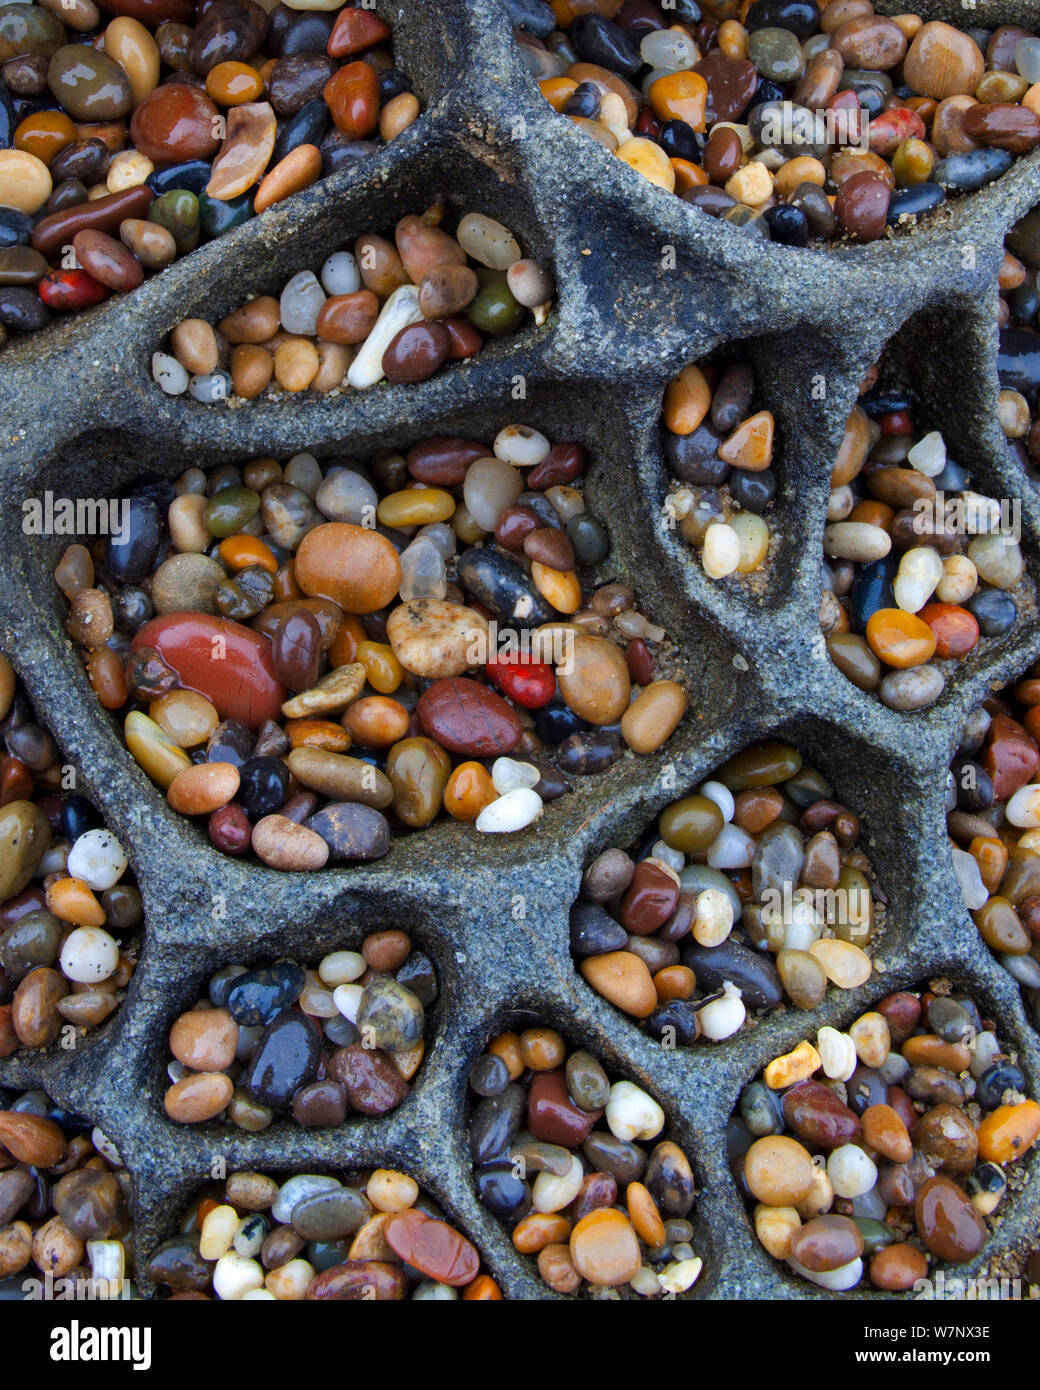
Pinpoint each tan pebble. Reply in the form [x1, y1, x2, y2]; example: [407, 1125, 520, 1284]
[253, 143, 321, 214]
[164, 1071, 234, 1123]
[809, 937, 872, 988]
[31, 1215, 83, 1277]
[273, 337, 320, 392]
[312, 340, 352, 393]
[281, 664, 366, 719]
[0, 1221, 32, 1278]
[620, 679, 687, 753]
[380, 91, 419, 141]
[367, 1169, 419, 1213]
[251, 814, 329, 871]
[170, 318, 219, 376]
[556, 635, 630, 725]
[219, 296, 281, 344]
[569, 1208, 642, 1286]
[580, 950, 657, 1018]
[120, 217, 177, 269]
[386, 597, 489, 679]
[745, 1135, 815, 1206]
[167, 761, 239, 815]
[0, 150, 51, 214]
[754, 1203, 801, 1258]
[348, 1212, 396, 1262]
[231, 343, 274, 399]
[764, 1039, 821, 1089]
[169, 1007, 239, 1072]
[168, 493, 210, 552]
[849, 1010, 890, 1068]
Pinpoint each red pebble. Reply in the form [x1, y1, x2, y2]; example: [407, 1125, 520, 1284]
[879, 410, 913, 436]
[867, 106, 926, 158]
[327, 6, 391, 57]
[208, 804, 251, 856]
[984, 712, 1039, 799]
[527, 442, 585, 491]
[826, 89, 866, 145]
[635, 105, 662, 138]
[485, 652, 556, 708]
[442, 315, 483, 360]
[916, 602, 979, 659]
[0, 755, 33, 807]
[38, 267, 109, 312]
[625, 637, 654, 686]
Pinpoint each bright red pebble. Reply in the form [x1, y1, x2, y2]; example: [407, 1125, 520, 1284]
[486, 653, 556, 709]
[636, 106, 662, 138]
[917, 602, 979, 659]
[38, 267, 109, 312]
[826, 89, 865, 144]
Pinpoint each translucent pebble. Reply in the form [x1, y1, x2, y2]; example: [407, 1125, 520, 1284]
[318, 950, 366, 985]
[456, 212, 521, 270]
[87, 1240, 124, 1288]
[279, 269, 326, 336]
[188, 371, 231, 404]
[827, 1143, 877, 1198]
[153, 351, 189, 394]
[413, 1281, 458, 1300]
[788, 1255, 863, 1290]
[702, 522, 741, 579]
[640, 28, 698, 70]
[680, 865, 742, 918]
[782, 899, 823, 952]
[66, 828, 127, 890]
[475, 787, 543, 833]
[491, 757, 540, 793]
[212, 1253, 264, 1300]
[936, 554, 977, 605]
[951, 845, 988, 910]
[315, 468, 377, 523]
[693, 887, 734, 946]
[299, 984, 337, 1017]
[732, 511, 770, 572]
[415, 521, 456, 560]
[816, 1026, 857, 1082]
[1002, 951, 1040, 988]
[698, 779, 735, 822]
[58, 926, 120, 984]
[651, 839, 685, 873]
[320, 250, 360, 296]
[706, 822, 756, 869]
[907, 430, 946, 476]
[333, 983, 364, 1022]
[605, 1079, 665, 1142]
[967, 534, 1024, 589]
[91, 1128, 123, 1166]
[631, 1265, 662, 1297]
[698, 981, 746, 1040]
[893, 545, 943, 613]
[493, 423, 550, 466]
[1006, 784, 1040, 828]
[284, 452, 322, 497]
[961, 492, 1005, 534]
[200, 1204, 238, 1260]
[399, 536, 447, 601]
[1016, 35, 1040, 83]
[969, 1030, 1001, 1078]
[271, 1174, 340, 1224]
[463, 455, 523, 531]
[347, 283, 423, 389]
[242, 1288, 277, 1300]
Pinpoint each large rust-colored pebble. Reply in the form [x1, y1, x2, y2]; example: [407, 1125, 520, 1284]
[580, 951, 657, 1018]
[0, 1110, 65, 1166]
[528, 1067, 602, 1146]
[417, 676, 522, 757]
[164, 1071, 234, 1123]
[306, 1259, 407, 1299]
[168, 762, 240, 815]
[383, 1207, 479, 1287]
[618, 859, 679, 935]
[782, 1080, 861, 1150]
[73, 228, 142, 291]
[902, 21, 984, 100]
[870, 1242, 928, 1290]
[323, 59, 378, 138]
[295, 522, 402, 614]
[251, 814, 329, 871]
[861, 1103, 912, 1163]
[327, 1043, 409, 1114]
[556, 635, 630, 725]
[11, 967, 67, 1049]
[984, 713, 1039, 799]
[169, 1007, 238, 1072]
[129, 83, 220, 164]
[315, 289, 378, 344]
[569, 1208, 641, 1287]
[914, 1175, 987, 1260]
[205, 100, 276, 200]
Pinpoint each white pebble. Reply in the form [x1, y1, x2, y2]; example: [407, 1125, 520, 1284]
[265, 1258, 315, 1300]
[788, 1255, 863, 1290]
[152, 351, 189, 395]
[692, 888, 733, 946]
[706, 823, 755, 870]
[698, 779, 734, 822]
[279, 269, 326, 336]
[968, 533, 1024, 589]
[272, 1174, 340, 1225]
[318, 950, 366, 985]
[936, 554, 978, 605]
[58, 926, 119, 984]
[827, 1143, 877, 1198]
[347, 283, 423, 390]
[66, 829, 128, 890]
[188, 371, 231, 404]
[893, 546, 943, 614]
[651, 840, 685, 873]
[90, 1128, 122, 1167]
[702, 522, 740, 579]
[657, 1256, 702, 1294]
[698, 981, 745, 1040]
[233, 1214, 267, 1258]
[533, 1153, 584, 1213]
[315, 468, 378, 524]
[605, 1080, 665, 1142]
[475, 787, 542, 833]
[200, 1204, 238, 1260]
[907, 430, 946, 476]
[951, 844, 989, 911]
[491, 757, 540, 793]
[1007, 784, 1040, 828]
[816, 1026, 857, 1082]
[212, 1253, 265, 1300]
[333, 982, 364, 1022]
[241, 1287, 277, 1300]
[86, 1239, 124, 1289]
[493, 423, 550, 466]
[782, 898, 823, 952]
[320, 250, 360, 295]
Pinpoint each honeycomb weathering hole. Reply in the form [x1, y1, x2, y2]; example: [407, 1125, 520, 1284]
[467, 1016, 704, 1298]
[1002, 201, 1040, 485]
[0, 654, 143, 1060]
[0, 1091, 130, 1300]
[52, 425, 690, 872]
[821, 358, 1032, 714]
[146, 1165, 500, 1299]
[511, 3, 1040, 248]
[949, 663, 1040, 1034]
[572, 737, 885, 1048]
[731, 978, 1040, 1294]
[161, 928, 437, 1130]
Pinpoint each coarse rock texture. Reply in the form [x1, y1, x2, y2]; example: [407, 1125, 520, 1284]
[0, 0, 1039, 1301]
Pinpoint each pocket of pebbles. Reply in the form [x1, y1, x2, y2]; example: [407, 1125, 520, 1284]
[468, 1023, 702, 1298]
[662, 355, 774, 582]
[572, 739, 881, 1044]
[733, 980, 1040, 1293]
[512, 2, 1040, 245]
[0, 1, 422, 348]
[949, 672, 1040, 1032]
[147, 1165, 500, 1299]
[163, 929, 435, 1128]
[0, 653, 141, 1056]
[0, 1093, 132, 1299]
[152, 206, 555, 401]
[821, 364, 1028, 714]
[1000, 204, 1040, 480]
[54, 429, 688, 871]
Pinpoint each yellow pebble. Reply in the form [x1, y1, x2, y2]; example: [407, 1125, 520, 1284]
[731, 512, 770, 572]
[124, 710, 192, 789]
[376, 488, 455, 527]
[531, 562, 582, 614]
[764, 1039, 822, 1089]
[772, 155, 826, 196]
[725, 161, 773, 207]
[106, 148, 154, 192]
[615, 136, 675, 192]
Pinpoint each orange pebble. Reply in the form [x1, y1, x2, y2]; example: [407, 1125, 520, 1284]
[916, 602, 978, 660]
[328, 614, 366, 667]
[977, 1100, 1040, 1165]
[513, 1212, 571, 1254]
[218, 535, 277, 574]
[444, 761, 497, 821]
[14, 110, 76, 164]
[718, 410, 774, 471]
[46, 877, 106, 927]
[662, 362, 711, 435]
[865, 608, 937, 668]
[356, 640, 402, 694]
[285, 718, 352, 751]
[487, 1031, 524, 1080]
[253, 143, 322, 214]
[87, 647, 128, 709]
[626, 1181, 666, 1247]
[670, 156, 708, 192]
[653, 964, 696, 1002]
[196, 1198, 220, 1230]
[539, 76, 578, 110]
[648, 70, 707, 130]
[461, 1273, 503, 1300]
[968, 836, 1008, 894]
[848, 500, 894, 530]
[520, 1026, 565, 1071]
[205, 60, 264, 105]
[342, 696, 410, 748]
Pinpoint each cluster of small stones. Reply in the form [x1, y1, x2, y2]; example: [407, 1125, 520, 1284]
[821, 367, 1026, 714]
[0, 654, 141, 1057]
[734, 982, 1040, 1292]
[468, 1026, 700, 1298]
[661, 357, 775, 581]
[163, 929, 434, 1128]
[950, 677, 1040, 1036]
[54, 430, 687, 870]
[146, 1166, 500, 1299]
[510, 0, 1040, 244]
[572, 740, 880, 1042]
[153, 209, 555, 402]
[0, 1096, 130, 1298]
[0, 0, 420, 347]
[1000, 202, 1040, 483]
